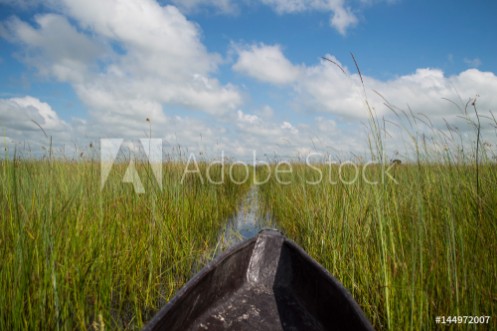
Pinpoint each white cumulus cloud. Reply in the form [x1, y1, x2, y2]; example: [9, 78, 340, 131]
[232, 43, 301, 85]
[231, 46, 497, 157]
[163, 0, 361, 35]
[0, 96, 72, 155]
[237, 110, 260, 124]
[1, 14, 104, 82]
[169, 0, 238, 14]
[281, 121, 299, 134]
[290, 56, 497, 124]
[2, 0, 243, 121]
[0, 96, 68, 132]
[259, 0, 358, 35]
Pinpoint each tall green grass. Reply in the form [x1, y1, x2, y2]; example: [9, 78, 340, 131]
[259, 162, 496, 329]
[0, 156, 250, 330]
[256, 56, 497, 330]
[257, 96, 497, 329]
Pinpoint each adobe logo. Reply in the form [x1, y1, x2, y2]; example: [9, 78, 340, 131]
[100, 139, 162, 194]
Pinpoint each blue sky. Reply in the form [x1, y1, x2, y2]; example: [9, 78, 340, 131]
[1, 0, 496, 160]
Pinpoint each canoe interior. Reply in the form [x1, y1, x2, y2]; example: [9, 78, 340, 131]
[143, 230, 374, 331]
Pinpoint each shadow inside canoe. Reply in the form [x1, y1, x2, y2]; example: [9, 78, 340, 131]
[273, 241, 374, 330]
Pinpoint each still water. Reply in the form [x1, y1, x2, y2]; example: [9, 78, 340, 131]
[215, 185, 273, 254]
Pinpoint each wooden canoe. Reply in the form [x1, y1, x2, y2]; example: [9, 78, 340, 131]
[143, 229, 374, 331]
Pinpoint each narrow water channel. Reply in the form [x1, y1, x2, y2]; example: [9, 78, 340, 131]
[192, 186, 273, 274]
[214, 185, 273, 254]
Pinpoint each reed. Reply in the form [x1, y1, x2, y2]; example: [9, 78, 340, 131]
[0, 156, 250, 330]
[259, 161, 497, 330]
[257, 100, 497, 330]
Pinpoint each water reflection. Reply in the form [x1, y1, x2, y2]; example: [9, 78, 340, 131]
[216, 186, 272, 253]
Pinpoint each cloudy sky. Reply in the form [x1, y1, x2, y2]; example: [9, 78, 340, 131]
[1, 0, 496, 161]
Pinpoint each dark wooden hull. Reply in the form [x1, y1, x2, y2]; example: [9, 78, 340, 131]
[143, 230, 374, 330]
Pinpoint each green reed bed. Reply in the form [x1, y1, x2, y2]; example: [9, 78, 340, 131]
[258, 161, 497, 330]
[0, 157, 250, 330]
